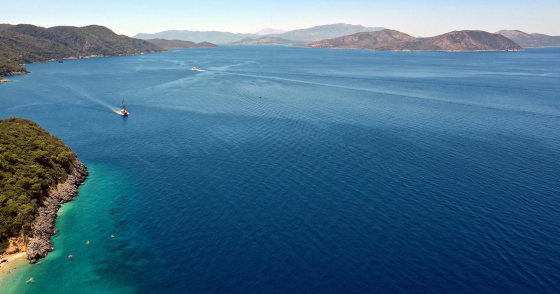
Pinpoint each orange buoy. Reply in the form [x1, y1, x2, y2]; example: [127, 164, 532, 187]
[68, 255, 73, 258]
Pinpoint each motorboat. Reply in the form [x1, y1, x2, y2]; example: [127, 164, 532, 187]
[120, 100, 129, 116]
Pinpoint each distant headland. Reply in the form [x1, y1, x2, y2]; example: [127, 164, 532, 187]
[145, 39, 218, 49]
[301, 29, 524, 52]
[0, 118, 89, 264]
[495, 30, 560, 48]
[0, 24, 168, 79]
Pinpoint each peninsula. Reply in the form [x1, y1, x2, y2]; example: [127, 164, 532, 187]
[495, 30, 560, 48]
[0, 24, 167, 79]
[302, 29, 524, 51]
[0, 118, 88, 264]
[145, 39, 218, 48]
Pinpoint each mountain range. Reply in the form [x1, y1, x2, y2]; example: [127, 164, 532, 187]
[134, 23, 387, 44]
[255, 28, 287, 35]
[0, 24, 166, 77]
[303, 29, 523, 51]
[495, 30, 560, 47]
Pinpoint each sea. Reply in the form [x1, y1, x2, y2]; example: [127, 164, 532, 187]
[0, 46, 559, 293]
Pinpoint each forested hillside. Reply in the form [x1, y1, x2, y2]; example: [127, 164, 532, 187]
[0, 24, 167, 77]
[0, 118, 79, 251]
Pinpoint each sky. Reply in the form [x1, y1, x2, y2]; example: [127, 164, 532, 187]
[2, 0, 559, 37]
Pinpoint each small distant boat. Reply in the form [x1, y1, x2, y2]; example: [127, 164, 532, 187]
[58, 60, 63, 63]
[119, 100, 129, 116]
[191, 67, 198, 71]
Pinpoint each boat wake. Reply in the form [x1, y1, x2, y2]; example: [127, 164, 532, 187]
[62, 83, 117, 112]
[113, 109, 128, 115]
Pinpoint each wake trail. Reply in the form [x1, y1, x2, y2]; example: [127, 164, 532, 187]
[218, 72, 560, 118]
[62, 83, 121, 113]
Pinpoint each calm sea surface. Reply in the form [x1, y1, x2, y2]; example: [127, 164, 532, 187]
[1, 46, 559, 293]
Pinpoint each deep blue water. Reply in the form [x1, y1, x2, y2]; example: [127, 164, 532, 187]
[1, 46, 560, 293]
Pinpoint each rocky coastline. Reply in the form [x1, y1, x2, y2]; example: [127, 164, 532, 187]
[25, 160, 89, 264]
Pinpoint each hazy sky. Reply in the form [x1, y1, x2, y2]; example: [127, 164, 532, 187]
[2, 0, 559, 37]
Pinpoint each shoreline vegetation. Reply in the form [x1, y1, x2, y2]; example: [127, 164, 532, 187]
[0, 118, 88, 271]
[0, 24, 168, 79]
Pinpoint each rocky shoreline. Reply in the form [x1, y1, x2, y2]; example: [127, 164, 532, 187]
[26, 160, 89, 264]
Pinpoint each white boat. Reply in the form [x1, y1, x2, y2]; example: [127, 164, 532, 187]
[191, 67, 198, 71]
[119, 100, 128, 116]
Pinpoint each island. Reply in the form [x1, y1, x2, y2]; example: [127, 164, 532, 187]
[0, 24, 168, 79]
[301, 29, 524, 51]
[145, 39, 218, 48]
[495, 30, 560, 48]
[0, 118, 88, 264]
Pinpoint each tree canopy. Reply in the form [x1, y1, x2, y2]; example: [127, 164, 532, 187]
[0, 118, 78, 251]
[0, 24, 167, 77]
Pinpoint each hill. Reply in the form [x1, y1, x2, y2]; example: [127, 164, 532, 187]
[134, 30, 259, 44]
[418, 30, 523, 51]
[0, 24, 167, 77]
[495, 30, 560, 47]
[304, 29, 523, 51]
[227, 37, 301, 45]
[304, 30, 420, 49]
[134, 23, 386, 44]
[146, 39, 218, 48]
[0, 118, 87, 254]
[269, 23, 387, 42]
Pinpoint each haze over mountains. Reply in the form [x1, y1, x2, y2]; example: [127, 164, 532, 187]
[228, 37, 301, 45]
[134, 23, 386, 44]
[495, 30, 560, 47]
[255, 28, 287, 35]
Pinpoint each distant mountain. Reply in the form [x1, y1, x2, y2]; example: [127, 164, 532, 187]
[269, 23, 386, 42]
[227, 37, 301, 45]
[255, 28, 287, 35]
[0, 24, 166, 77]
[495, 30, 560, 47]
[304, 30, 419, 49]
[146, 39, 218, 48]
[134, 30, 259, 44]
[418, 31, 523, 51]
[134, 24, 386, 44]
[304, 29, 523, 51]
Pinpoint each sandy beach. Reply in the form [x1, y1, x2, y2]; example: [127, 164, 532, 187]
[0, 252, 28, 281]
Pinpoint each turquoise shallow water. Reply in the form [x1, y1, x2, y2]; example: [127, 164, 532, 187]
[1, 164, 144, 293]
[1, 46, 560, 293]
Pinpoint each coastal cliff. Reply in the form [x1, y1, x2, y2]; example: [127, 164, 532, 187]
[0, 118, 88, 263]
[26, 160, 88, 263]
